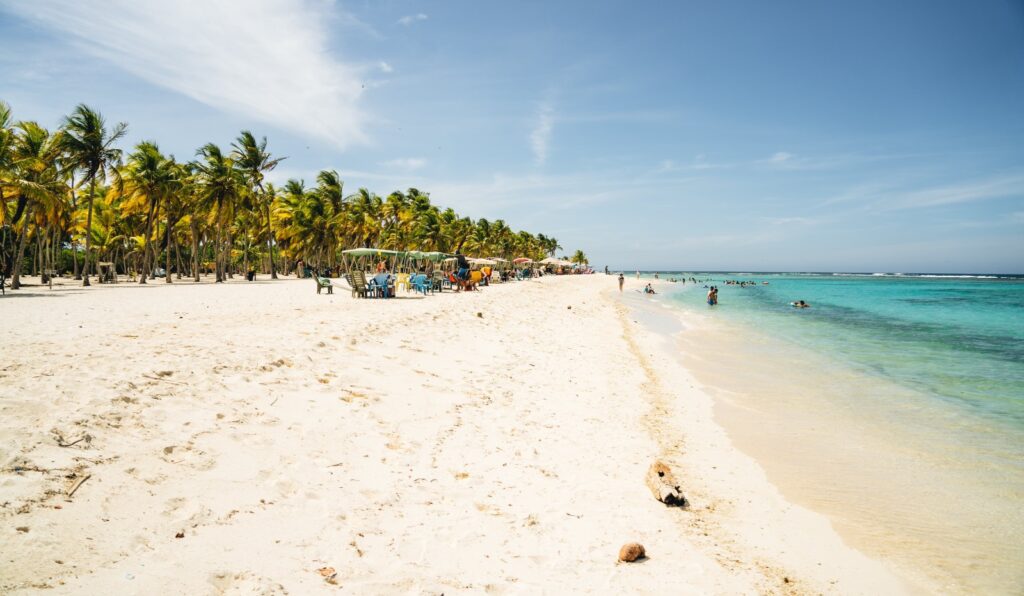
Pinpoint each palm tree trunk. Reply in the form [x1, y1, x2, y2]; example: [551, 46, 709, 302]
[266, 205, 278, 279]
[10, 206, 32, 290]
[215, 227, 224, 282]
[82, 178, 95, 286]
[69, 175, 81, 280]
[175, 239, 182, 279]
[165, 211, 173, 284]
[139, 201, 156, 284]
[149, 204, 161, 280]
[191, 219, 200, 282]
[226, 230, 234, 279]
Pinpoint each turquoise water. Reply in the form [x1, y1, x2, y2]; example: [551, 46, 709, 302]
[644, 272, 1024, 591]
[638, 272, 1024, 593]
[662, 273, 1024, 432]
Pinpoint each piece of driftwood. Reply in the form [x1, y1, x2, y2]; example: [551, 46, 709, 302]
[645, 460, 689, 508]
[618, 542, 646, 562]
[57, 436, 86, 448]
[66, 474, 91, 498]
[142, 374, 186, 385]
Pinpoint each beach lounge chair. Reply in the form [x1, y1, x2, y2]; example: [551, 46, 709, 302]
[314, 274, 333, 294]
[348, 271, 371, 298]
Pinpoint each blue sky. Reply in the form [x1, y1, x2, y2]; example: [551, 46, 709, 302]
[1, 0, 1022, 272]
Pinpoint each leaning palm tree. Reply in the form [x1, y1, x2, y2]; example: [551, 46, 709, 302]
[62, 104, 127, 286]
[231, 131, 284, 279]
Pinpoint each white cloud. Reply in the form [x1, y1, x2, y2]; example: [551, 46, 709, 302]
[397, 13, 428, 26]
[4, 0, 369, 147]
[880, 174, 1024, 211]
[380, 157, 427, 171]
[530, 103, 554, 166]
[378, 61, 394, 73]
[768, 151, 793, 163]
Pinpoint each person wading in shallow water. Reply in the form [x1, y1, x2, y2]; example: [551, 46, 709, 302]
[618, 273, 624, 292]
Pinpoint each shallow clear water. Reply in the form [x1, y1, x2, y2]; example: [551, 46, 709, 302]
[663, 273, 1024, 430]
[643, 272, 1024, 592]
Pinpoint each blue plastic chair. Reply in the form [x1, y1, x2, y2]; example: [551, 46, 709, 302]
[411, 273, 433, 295]
[370, 273, 393, 298]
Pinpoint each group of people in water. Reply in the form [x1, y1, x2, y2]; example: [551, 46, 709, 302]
[614, 271, 812, 309]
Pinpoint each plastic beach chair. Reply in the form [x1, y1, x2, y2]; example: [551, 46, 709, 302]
[411, 273, 433, 295]
[314, 274, 333, 294]
[395, 273, 410, 293]
[370, 273, 393, 298]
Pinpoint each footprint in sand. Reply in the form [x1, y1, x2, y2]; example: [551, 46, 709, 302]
[208, 571, 288, 595]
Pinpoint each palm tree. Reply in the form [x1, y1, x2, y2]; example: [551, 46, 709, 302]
[193, 143, 242, 282]
[231, 131, 284, 279]
[6, 122, 66, 288]
[1, 101, 19, 278]
[62, 104, 127, 286]
[121, 142, 178, 283]
[571, 249, 588, 265]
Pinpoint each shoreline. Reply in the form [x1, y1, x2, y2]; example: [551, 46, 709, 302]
[634, 278, 1023, 594]
[614, 281, 911, 594]
[3, 276, 903, 593]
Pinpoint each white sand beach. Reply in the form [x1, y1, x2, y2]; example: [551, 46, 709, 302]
[1, 276, 907, 594]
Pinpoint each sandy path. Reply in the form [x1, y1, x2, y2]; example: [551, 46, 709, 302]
[1, 276, 903, 594]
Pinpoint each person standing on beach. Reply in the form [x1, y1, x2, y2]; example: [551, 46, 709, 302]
[618, 273, 624, 292]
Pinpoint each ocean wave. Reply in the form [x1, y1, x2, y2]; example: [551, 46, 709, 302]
[915, 274, 999, 279]
[827, 273, 1011, 279]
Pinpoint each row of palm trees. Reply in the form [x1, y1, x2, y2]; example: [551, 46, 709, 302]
[0, 101, 574, 290]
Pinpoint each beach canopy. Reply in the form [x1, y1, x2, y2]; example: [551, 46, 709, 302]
[468, 258, 497, 266]
[539, 257, 560, 265]
[420, 251, 451, 262]
[512, 257, 532, 264]
[342, 248, 403, 258]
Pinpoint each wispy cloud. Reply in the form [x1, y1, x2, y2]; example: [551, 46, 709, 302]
[530, 102, 555, 166]
[397, 13, 428, 26]
[656, 154, 731, 173]
[4, 0, 369, 147]
[879, 174, 1024, 211]
[818, 172, 1024, 212]
[378, 61, 393, 73]
[768, 151, 793, 164]
[379, 157, 427, 171]
[763, 216, 819, 226]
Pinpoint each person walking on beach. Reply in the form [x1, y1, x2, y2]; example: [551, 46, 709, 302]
[618, 273, 624, 292]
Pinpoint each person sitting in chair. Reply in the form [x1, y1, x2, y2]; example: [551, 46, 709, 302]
[455, 252, 470, 280]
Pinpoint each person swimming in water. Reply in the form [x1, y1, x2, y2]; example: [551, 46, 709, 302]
[791, 300, 810, 308]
